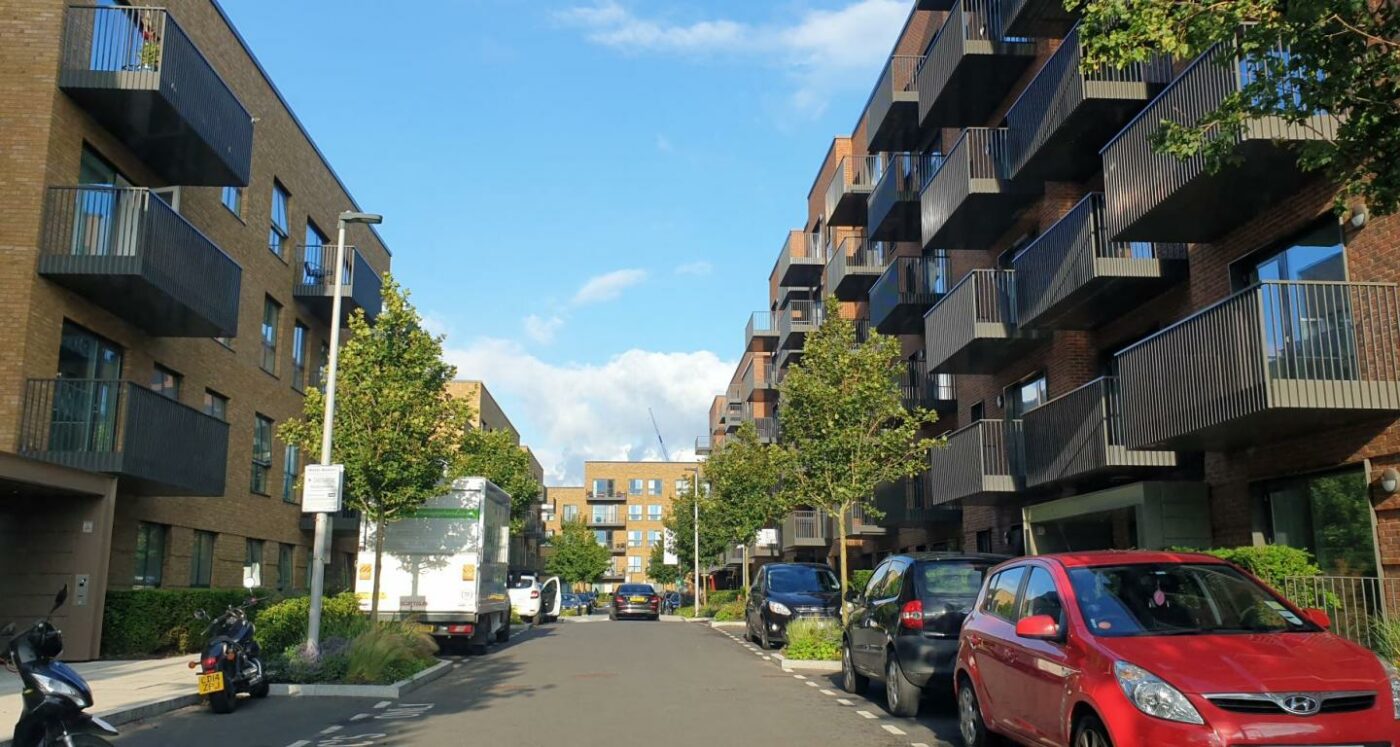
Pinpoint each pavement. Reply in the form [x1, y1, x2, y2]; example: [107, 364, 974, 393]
[103, 614, 962, 747]
[0, 655, 197, 729]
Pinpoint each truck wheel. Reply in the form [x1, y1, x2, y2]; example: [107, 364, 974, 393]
[495, 612, 512, 643]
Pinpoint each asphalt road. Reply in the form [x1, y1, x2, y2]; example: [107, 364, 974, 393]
[110, 616, 962, 747]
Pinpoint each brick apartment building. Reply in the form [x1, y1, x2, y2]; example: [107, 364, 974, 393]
[709, 0, 1400, 600]
[544, 461, 700, 593]
[0, 0, 392, 658]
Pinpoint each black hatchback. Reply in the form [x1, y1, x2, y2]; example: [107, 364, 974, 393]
[745, 562, 841, 649]
[840, 553, 1005, 717]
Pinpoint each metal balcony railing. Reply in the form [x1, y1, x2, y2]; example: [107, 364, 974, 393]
[776, 231, 825, 287]
[745, 311, 777, 350]
[867, 55, 924, 151]
[778, 300, 825, 350]
[59, 6, 253, 186]
[899, 359, 957, 414]
[870, 153, 945, 242]
[782, 510, 829, 547]
[695, 436, 712, 455]
[927, 420, 1024, 505]
[825, 155, 882, 226]
[740, 355, 776, 401]
[916, 0, 1036, 130]
[588, 511, 625, 527]
[295, 245, 384, 324]
[1117, 281, 1400, 450]
[825, 236, 889, 300]
[19, 379, 229, 496]
[1000, 0, 1081, 40]
[921, 128, 1030, 250]
[38, 186, 241, 337]
[1012, 193, 1187, 329]
[925, 269, 1041, 373]
[870, 254, 951, 334]
[1023, 377, 1177, 487]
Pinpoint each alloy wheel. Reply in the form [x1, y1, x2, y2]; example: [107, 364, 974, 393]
[842, 645, 854, 690]
[1076, 726, 1109, 747]
[958, 684, 980, 745]
[886, 658, 900, 712]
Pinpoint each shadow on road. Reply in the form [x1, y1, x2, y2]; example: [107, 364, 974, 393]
[810, 668, 963, 743]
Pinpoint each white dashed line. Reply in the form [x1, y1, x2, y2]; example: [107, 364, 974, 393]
[319, 725, 342, 735]
[912, 743, 931, 747]
[856, 710, 878, 719]
[793, 674, 807, 680]
[350, 713, 371, 721]
[881, 724, 906, 736]
[836, 698, 854, 706]
[805, 681, 818, 687]
[285, 741, 310, 747]
[373, 700, 391, 709]
[819, 688, 835, 696]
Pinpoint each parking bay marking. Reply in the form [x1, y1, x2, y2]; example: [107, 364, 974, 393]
[856, 710, 878, 719]
[881, 724, 906, 736]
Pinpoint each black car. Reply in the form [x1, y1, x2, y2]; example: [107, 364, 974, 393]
[744, 562, 840, 649]
[840, 552, 1005, 717]
[610, 584, 661, 620]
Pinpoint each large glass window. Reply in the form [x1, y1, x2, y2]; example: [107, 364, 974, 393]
[563, 505, 578, 522]
[628, 505, 643, 521]
[593, 530, 607, 546]
[203, 389, 228, 421]
[282, 444, 300, 504]
[150, 364, 180, 400]
[278, 544, 293, 592]
[628, 556, 642, 573]
[1256, 467, 1376, 577]
[648, 530, 661, 547]
[261, 297, 280, 374]
[244, 539, 263, 587]
[133, 522, 165, 588]
[629, 479, 643, 496]
[251, 415, 273, 495]
[221, 186, 241, 217]
[52, 322, 124, 452]
[292, 322, 309, 391]
[647, 479, 662, 496]
[648, 504, 662, 521]
[628, 530, 642, 547]
[316, 342, 330, 389]
[268, 181, 290, 259]
[1006, 374, 1047, 419]
[592, 479, 614, 497]
[190, 531, 215, 588]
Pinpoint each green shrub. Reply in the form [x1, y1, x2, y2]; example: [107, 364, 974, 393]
[708, 590, 742, 605]
[102, 588, 274, 657]
[1194, 545, 1322, 590]
[784, 618, 840, 661]
[255, 592, 366, 657]
[850, 570, 874, 595]
[1371, 618, 1400, 665]
[676, 606, 696, 618]
[344, 623, 438, 685]
[712, 601, 746, 621]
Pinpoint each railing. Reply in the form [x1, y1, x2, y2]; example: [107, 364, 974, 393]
[925, 269, 1018, 372]
[1012, 194, 1187, 326]
[746, 311, 776, 345]
[1117, 281, 1400, 449]
[777, 231, 824, 285]
[920, 128, 1012, 248]
[899, 359, 956, 411]
[39, 186, 241, 336]
[1282, 575, 1399, 650]
[754, 417, 778, 443]
[740, 355, 775, 400]
[927, 420, 1024, 505]
[779, 300, 825, 347]
[784, 510, 829, 543]
[870, 254, 951, 332]
[60, 6, 253, 184]
[588, 511, 624, 526]
[868, 55, 923, 149]
[695, 435, 712, 454]
[870, 153, 945, 241]
[825, 155, 882, 224]
[826, 236, 888, 294]
[917, 0, 1029, 127]
[1023, 377, 1175, 487]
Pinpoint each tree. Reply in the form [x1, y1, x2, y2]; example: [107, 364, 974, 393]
[545, 520, 611, 588]
[646, 542, 682, 588]
[1071, 0, 1400, 215]
[664, 477, 730, 603]
[279, 277, 470, 618]
[453, 427, 542, 534]
[704, 420, 785, 596]
[777, 297, 941, 623]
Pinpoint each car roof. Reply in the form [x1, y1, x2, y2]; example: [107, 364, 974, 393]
[897, 552, 1009, 564]
[764, 562, 833, 570]
[1033, 550, 1230, 568]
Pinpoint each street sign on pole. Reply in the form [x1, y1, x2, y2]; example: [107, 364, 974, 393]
[756, 528, 777, 547]
[303, 464, 344, 514]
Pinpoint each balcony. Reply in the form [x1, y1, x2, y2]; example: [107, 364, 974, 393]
[999, 0, 1079, 39]
[927, 420, 1024, 505]
[601, 570, 625, 582]
[825, 237, 888, 300]
[754, 417, 778, 444]
[1117, 281, 1400, 451]
[588, 512, 626, 529]
[918, 0, 957, 9]
[776, 231, 825, 287]
[778, 300, 824, 350]
[19, 379, 229, 496]
[300, 509, 361, 536]
[695, 436, 712, 456]
[295, 245, 384, 325]
[38, 187, 241, 338]
[1005, 28, 1172, 182]
[1012, 193, 1187, 330]
[870, 153, 942, 242]
[871, 254, 950, 334]
[875, 469, 963, 527]
[825, 156, 881, 227]
[921, 128, 1035, 251]
[1023, 377, 1176, 488]
[740, 357, 776, 401]
[781, 510, 829, 550]
[723, 400, 746, 432]
[925, 270, 1044, 374]
[746, 311, 777, 352]
[587, 489, 627, 502]
[845, 506, 888, 537]
[900, 359, 958, 416]
[610, 543, 627, 555]
[1102, 45, 1339, 242]
[58, 6, 252, 186]
[867, 56, 924, 152]
[917, 0, 1036, 131]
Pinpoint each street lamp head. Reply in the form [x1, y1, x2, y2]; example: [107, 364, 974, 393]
[339, 211, 383, 226]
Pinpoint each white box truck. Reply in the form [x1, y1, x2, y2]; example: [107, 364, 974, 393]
[356, 476, 512, 652]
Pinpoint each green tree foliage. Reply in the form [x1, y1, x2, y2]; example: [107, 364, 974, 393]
[646, 542, 682, 587]
[545, 520, 611, 587]
[704, 420, 785, 594]
[453, 427, 543, 534]
[1071, 0, 1400, 214]
[778, 298, 941, 622]
[664, 476, 731, 602]
[279, 278, 471, 617]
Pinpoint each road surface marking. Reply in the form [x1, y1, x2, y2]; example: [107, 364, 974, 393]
[819, 688, 835, 695]
[912, 743, 931, 747]
[793, 674, 807, 680]
[837, 698, 854, 706]
[881, 724, 906, 736]
[373, 701, 390, 709]
[350, 713, 371, 721]
[286, 742, 310, 747]
[857, 710, 877, 719]
[319, 726, 342, 734]
[805, 681, 818, 687]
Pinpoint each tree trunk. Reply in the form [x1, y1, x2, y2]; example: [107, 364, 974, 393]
[741, 544, 750, 599]
[370, 515, 386, 619]
[837, 505, 850, 626]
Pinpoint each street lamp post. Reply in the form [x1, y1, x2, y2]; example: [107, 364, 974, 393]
[692, 466, 701, 618]
[306, 210, 381, 655]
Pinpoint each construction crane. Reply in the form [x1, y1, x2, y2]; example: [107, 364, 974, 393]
[648, 407, 670, 462]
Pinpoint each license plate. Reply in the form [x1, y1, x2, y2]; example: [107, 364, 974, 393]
[197, 671, 224, 695]
[416, 624, 435, 634]
[630, 596, 646, 603]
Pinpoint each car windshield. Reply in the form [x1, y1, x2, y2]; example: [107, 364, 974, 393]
[915, 561, 989, 605]
[618, 585, 654, 595]
[768, 566, 840, 594]
[1067, 563, 1318, 637]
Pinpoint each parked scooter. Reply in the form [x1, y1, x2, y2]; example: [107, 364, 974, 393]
[188, 588, 268, 714]
[2, 585, 119, 746]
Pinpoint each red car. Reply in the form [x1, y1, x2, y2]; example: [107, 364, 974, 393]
[955, 551, 1400, 746]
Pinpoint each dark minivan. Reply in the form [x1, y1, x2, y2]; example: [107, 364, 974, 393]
[841, 553, 1006, 716]
[745, 562, 841, 649]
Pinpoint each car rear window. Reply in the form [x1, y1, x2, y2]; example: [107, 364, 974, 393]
[915, 561, 990, 601]
[618, 584, 655, 594]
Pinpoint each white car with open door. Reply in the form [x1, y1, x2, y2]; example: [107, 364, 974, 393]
[508, 572, 561, 623]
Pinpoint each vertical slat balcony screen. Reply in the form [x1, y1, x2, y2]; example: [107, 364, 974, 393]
[927, 420, 1024, 505]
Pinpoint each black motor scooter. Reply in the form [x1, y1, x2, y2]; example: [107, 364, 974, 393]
[2, 585, 119, 746]
[188, 594, 268, 714]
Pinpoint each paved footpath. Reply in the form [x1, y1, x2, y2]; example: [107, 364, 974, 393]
[110, 617, 962, 747]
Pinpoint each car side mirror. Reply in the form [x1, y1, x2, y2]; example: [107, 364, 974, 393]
[1015, 614, 1061, 641]
[1303, 608, 1331, 630]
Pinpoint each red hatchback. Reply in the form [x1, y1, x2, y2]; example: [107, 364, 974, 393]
[955, 551, 1400, 747]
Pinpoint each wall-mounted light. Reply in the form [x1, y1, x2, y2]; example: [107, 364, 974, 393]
[1349, 207, 1368, 229]
[1381, 467, 1399, 495]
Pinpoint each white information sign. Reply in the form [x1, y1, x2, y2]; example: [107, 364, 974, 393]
[302, 464, 344, 513]
[756, 528, 778, 547]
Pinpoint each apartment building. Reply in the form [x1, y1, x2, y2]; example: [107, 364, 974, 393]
[0, 0, 391, 658]
[544, 461, 700, 592]
[713, 0, 1400, 598]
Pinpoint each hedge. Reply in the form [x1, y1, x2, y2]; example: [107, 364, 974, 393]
[254, 592, 366, 656]
[712, 601, 745, 621]
[708, 589, 742, 605]
[102, 588, 272, 657]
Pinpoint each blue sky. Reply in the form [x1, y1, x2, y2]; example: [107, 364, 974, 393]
[222, 0, 908, 483]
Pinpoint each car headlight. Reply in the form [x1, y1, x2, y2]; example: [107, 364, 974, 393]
[767, 601, 791, 616]
[1114, 661, 1203, 725]
[31, 673, 89, 707]
[1378, 654, 1400, 719]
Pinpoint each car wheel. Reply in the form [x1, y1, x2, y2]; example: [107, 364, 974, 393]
[759, 624, 772, 650]
[840, 640, 868, 695]
[958, 678, 993, 747]
[884, 653, 920, 717]
[1073, 714, 1113, 747]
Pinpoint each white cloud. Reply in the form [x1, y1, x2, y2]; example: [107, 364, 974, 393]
[522, 314, 564, 344]
[675, 260, 712, 276]
[555, 0, 908, 113]
[420, 313, 453, 339]
[572, 268, 648, 305]
[443, 338, 732, 484]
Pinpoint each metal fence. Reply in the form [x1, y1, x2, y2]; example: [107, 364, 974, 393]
[1282, 575, 1399, 650]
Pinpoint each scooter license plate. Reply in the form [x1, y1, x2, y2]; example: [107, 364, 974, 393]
[197, 671, 225, 695]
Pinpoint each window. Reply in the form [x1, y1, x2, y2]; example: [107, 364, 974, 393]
[282, 444, 300, 503]
[648, 504, 662, 521]
[268, 181, 289, 259]
[305, 221, 328, 253]
[592, 506, 616, 524]
[981, 566, 1026, 620]
[563, 505, 579, 522]
[1018, 567, 1063, 625]
[628, 556, 642, 573]
[628, 504, 643, 521]
[1235, 221, 1346, 288]
[593, 530, 607, 546]
[648, 530, 661, 547]
[244, 539, 263, 587]
[190, 531, 215, 588]
[251, 414, 273, 494]
[970, 401, 986, 422]
[914, 561, 990, 601]
[628, 530, 642, 547]
[872, 560, 907, 599]
[150, 364, 181, 400]
[221, 186, 241, 217]
[767, 565, 840, 594]
[976, 530, 992, 554]
[203, 389, 228, 421]
[647, 479, 662, 496]
[261, 297, 280, 374]
[862, 562, 890, 598]
[1255, 466, 1376, 576]
[592, 479, 614, 497]
[1006, 374, 1047, 419]
[292, 322, 309, 391]
[674, 478, 689, 495]
[133, 522, 165, 588]
[55, 322, 124, 450]
[278, 544, 293, 592]
[629, 479, 643, 496]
